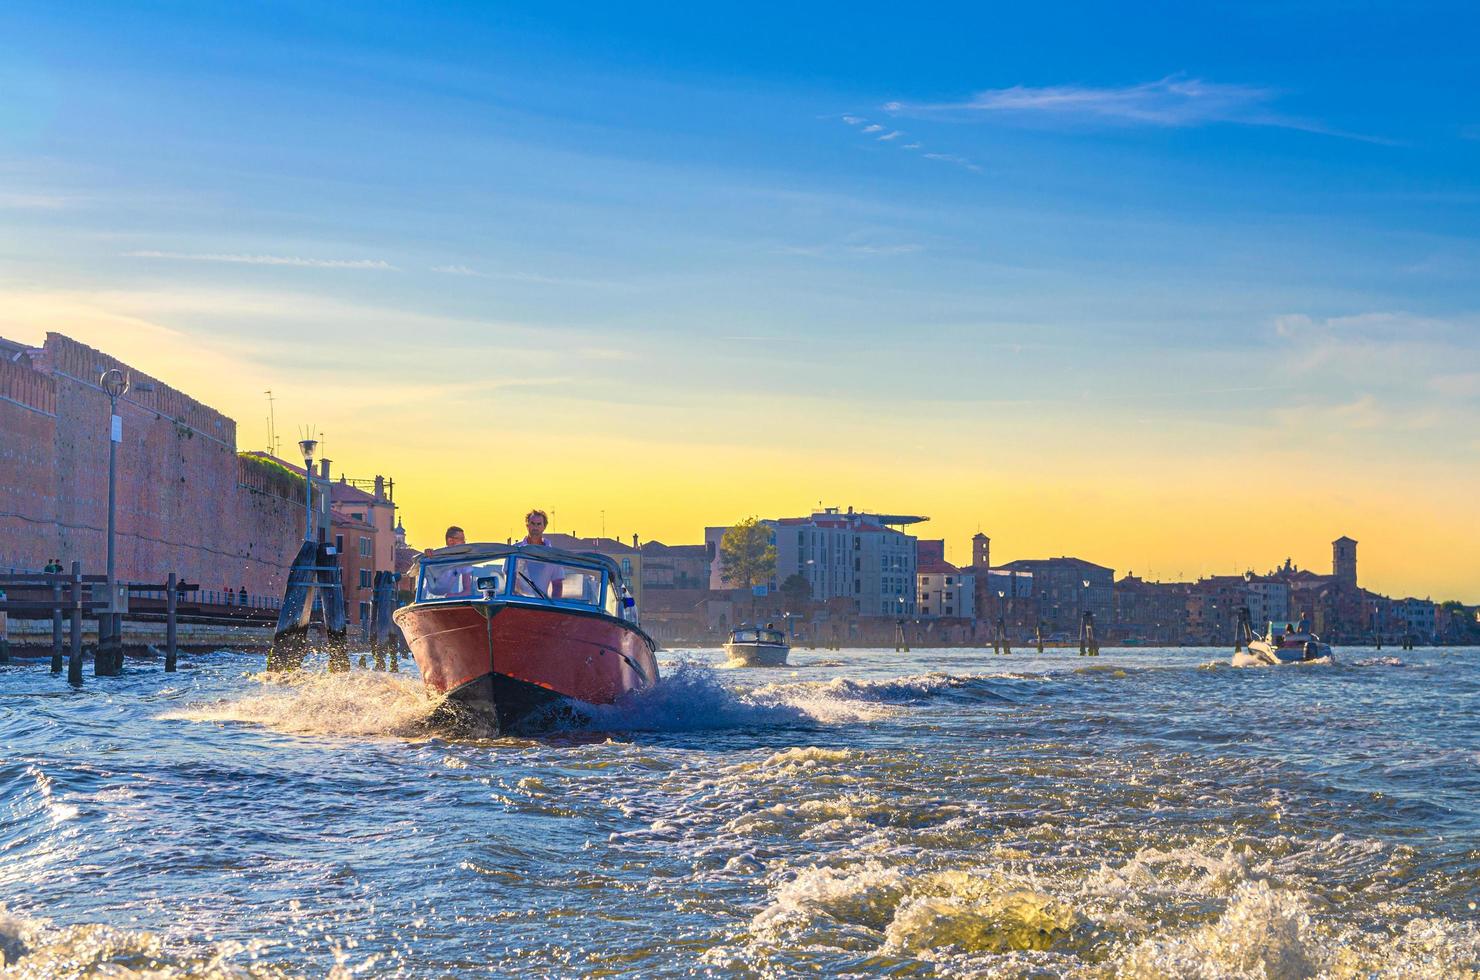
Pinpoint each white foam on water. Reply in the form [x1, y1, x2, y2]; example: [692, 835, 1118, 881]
[1353, 656, 1406, 667]
[752, 671, 1006, 705]
[160, 670, 443, 738]
[0, 904, 353, 979]
[1115, 879, 1316, 979]
[749, 862, 1083, 957]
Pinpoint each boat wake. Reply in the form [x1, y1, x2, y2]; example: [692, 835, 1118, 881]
[161, 662, 1037, 740]
[160, 669, 445, 739]
[550, 664, 1030, 733]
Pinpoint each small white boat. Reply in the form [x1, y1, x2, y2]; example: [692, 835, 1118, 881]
[724, 625, 790, 666]
[1233, 622, 1334, 667]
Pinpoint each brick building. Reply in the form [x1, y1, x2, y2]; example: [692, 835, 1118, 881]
[0, 332, 302, 599]
[1113, 574, 1187, 644]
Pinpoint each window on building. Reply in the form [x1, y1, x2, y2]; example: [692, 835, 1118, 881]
[358, 601, 370, 623]
[359, 569, 372, 589]
[359, 536, 372, 558]
[621, 558, 632, 574]
[854, 578, 860, 594]
[945, 576, 953, 586]
[335, 534, 344, 553]
[854, 558, 860, 571]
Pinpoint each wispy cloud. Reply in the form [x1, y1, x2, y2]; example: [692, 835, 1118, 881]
[431, 264, 487, 277]
[833, 114, 982, 174]
[0, 192, 73, 210]
[884, 75, 1388, 142]
[923, 152, 983, 173]
[775, 240, 923, 258]
[126, 250, 395, 270]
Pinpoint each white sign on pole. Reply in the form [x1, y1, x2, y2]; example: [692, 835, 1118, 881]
[111, 415, 123, 443]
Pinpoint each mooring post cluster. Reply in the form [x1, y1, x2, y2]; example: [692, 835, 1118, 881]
[0, 561, 186, 686]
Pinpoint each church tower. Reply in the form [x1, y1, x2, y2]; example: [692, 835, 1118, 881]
[1332, 536, 1357, 587]
[972, 533, 990, 570]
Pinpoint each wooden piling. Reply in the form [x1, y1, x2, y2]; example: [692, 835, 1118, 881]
[165, 572, 178, 672]
[67, 561, 83, 685]
[51, 576, 63, 673]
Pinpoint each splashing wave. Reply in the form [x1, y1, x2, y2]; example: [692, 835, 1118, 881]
[160, 670, 443, 738]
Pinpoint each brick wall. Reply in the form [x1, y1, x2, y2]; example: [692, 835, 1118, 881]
[0, 334, 303, 596]
[0, 356, 59, 571]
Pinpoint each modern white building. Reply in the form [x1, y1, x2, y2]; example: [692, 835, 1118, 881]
[707, 507, 922, 616]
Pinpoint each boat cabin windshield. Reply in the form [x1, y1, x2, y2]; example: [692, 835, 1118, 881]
[418, 553, 613, 613]
[418, 556, 511, 601]
[732, 627, 786, 645]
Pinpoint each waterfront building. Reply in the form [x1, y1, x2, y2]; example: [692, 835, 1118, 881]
[1246, 575, 1291, 628]
[1113, 574, 1188, 645]
[1397, 597, 1438, 642]
[994, 556, 1114, 638]
[915, 540, 974, 619]
[638, 540, 710, 593]
[1186, 575, 1256, 646]
[708, 506, 921, 617]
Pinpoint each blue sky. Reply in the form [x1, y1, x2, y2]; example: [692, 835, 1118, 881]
[2, 1, 1478, 594]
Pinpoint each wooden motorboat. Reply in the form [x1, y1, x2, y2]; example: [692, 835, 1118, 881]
[394, 543, 657, 733]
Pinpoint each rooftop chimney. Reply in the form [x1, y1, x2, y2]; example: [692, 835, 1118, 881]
[319, 458, 331, 480]
[632, 533, 639, 548]
[374, 475, 385, 499]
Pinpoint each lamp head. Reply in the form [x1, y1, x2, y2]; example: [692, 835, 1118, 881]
[100, 369, 129, 399]
[298, 438, 319, 462]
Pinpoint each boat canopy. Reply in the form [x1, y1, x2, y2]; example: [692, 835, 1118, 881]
[411, 543, 632, 618]
[731, 626, 787, 645]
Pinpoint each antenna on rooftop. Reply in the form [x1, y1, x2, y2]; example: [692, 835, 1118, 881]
[265, 390, 279, 456]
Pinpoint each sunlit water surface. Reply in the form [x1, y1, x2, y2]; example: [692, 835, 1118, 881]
[2, 645, 1477, 978]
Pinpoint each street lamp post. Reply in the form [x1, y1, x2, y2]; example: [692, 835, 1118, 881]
[99, 369, 130, 676]
[296, 438, 316, 544]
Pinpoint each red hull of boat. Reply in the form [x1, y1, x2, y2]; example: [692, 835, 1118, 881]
[392, 601, 658, 731]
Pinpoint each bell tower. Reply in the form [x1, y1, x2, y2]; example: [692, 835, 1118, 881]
[972, 533, 990, 570]
[1332, 536, 1357, 587]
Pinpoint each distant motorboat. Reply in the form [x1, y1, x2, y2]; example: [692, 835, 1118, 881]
[724, 625, 790, 666]
[1233, 622, 1334, 667]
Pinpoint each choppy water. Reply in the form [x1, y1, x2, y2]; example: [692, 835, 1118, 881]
[2, 644, 1477, 978]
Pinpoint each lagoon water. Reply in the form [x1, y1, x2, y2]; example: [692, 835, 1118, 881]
[2, 645, 1477, 977]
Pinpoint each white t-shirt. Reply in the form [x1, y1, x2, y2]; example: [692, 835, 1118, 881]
[516, 538, 565, 597]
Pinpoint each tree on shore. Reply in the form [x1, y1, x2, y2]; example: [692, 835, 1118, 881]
[719, 518, 777, 591]
[780, 573, 812, 613]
